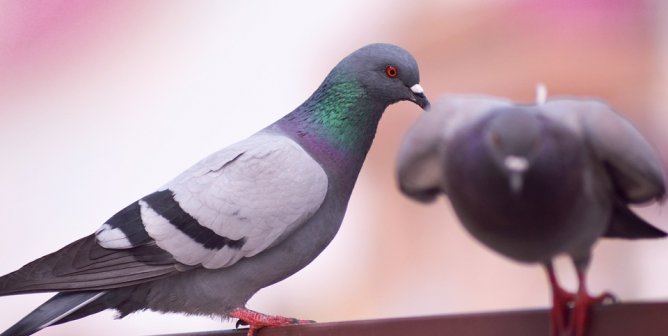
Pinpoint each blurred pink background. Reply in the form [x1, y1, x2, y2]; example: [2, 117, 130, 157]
[1, 1, 667, 335]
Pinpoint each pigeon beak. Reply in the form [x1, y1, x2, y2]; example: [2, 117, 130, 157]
[409, 84, 430, 110]
[504, 155, 529, 194]
[508, 172, 525, 195]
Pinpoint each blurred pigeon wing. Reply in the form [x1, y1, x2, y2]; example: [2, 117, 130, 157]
[605, 200, 667, 238]
[397, 95, 512, 200]
[140, 131, 329, 269]
[542, 100, 666, 203]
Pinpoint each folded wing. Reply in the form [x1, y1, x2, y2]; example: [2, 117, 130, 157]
[0, 131, 329, 295]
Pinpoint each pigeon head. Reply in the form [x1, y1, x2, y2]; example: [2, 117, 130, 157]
[281, 43, 428, 172]
[331, 43, 429, 109]
[484, 107, 543, 194]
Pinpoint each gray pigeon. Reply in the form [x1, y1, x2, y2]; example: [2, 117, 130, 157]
[397, 95, 666, 336]
[0, 43, 429, 336]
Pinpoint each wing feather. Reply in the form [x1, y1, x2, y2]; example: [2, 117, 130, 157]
[143, 131, 329, 269]
[541, 99, 666, 203]
[0, 235, 179, 295]
[397, 95, 512, 200]
[2, 131, 328, 295]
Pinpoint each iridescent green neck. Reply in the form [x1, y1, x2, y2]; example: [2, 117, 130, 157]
[309, 80, 367, 148]
[278, 76, 386, 170]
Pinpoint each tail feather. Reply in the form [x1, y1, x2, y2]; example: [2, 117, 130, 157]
[1, 291, 105, 336]
[604, 202, 667, 239]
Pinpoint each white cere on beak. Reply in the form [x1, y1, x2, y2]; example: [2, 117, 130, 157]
[504, 155, 529, 173]
[411, 84, 424, 94]
[535, 83, 547, 105]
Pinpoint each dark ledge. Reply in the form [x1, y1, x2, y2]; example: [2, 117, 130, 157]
[161, 301, 668, 336]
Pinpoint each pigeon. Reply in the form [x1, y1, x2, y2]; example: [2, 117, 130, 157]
[397, 95, 666, 336]
[0, 43, 429, 336]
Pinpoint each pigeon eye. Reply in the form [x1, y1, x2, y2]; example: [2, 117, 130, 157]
[491, 132, 502, 147]
[531, 138, 540, 150]
[385, 65, 398, 78]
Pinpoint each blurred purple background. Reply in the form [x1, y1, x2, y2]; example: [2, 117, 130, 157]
[1, 1, 667, 335]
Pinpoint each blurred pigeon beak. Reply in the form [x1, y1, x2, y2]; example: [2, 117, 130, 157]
[410, 84, 430, 109]
[508, 172, 525, 194]
[504, 155, 529, 194]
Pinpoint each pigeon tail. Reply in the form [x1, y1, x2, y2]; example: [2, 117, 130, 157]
[1, 291, 105, 336]
[603, 202, 667, 239]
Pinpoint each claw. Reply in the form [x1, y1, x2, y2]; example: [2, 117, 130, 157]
[235, 319, 248, 329]
[594, 292, 617, 305]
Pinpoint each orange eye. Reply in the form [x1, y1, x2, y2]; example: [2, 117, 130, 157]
[385, 65, 398, 78]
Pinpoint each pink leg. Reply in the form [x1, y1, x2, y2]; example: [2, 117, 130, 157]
[544, 263, 575, 336]
[228, 307, 314, 336]
[570, 269, 616, 336]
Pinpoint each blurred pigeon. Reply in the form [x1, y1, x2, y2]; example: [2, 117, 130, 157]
[0, 43, 429, 336]
[397, 95, 666, 336]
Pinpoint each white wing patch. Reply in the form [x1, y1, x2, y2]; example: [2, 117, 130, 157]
[95, 223, 131, 249]
[143, 132, 329, 269]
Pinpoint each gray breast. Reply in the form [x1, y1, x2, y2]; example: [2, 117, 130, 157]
[443, 114, 607, 263]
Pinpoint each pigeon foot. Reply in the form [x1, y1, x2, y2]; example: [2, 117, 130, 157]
[229, 307, 314, 336]
[569, 290, 616, 336]
[550, 285, 576, 336]
[545, 263, 576, 336]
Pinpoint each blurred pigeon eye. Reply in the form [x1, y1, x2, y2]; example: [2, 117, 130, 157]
[385, 65, 398, 78]
[531, 138, 541, 151]
[491, 132, 502, 147]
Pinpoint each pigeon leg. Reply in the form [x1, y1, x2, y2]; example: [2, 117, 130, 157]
[570, 268, 616, 336]
[229, 307, 314, 336]
[544, 262, 575, 336]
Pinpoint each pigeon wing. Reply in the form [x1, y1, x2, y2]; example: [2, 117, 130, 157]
[1, 131, 328, 295]
[541, 99, 667, 238]
[397, 95, 512, 201]
[124, 131, 329, 269]
[542, 99, 666, 203]
[0, 235, 179, 295]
